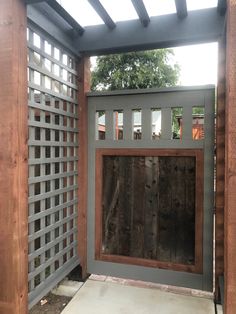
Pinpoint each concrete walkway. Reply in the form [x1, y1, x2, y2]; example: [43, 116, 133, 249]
[61, 277, 215, 314]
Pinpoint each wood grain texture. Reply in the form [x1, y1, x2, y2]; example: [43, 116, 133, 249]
[0, 0, 28, 313]
[225, 1, 236, 313]
[95, 149, 203, 274]
[215, 37, 226, 302]
[77, 57, 91, 279]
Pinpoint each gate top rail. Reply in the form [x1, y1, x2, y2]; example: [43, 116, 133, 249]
[87, 85, 215, 149]
[87, 85, 215, 97]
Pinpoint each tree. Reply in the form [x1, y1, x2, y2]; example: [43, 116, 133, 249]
[91, 49, 180, 91]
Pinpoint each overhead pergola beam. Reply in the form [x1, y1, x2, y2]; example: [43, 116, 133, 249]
[26, 0, 85, 35]
[25, 0, 44, 3]
[217, 0, 227, 15]
[27, 5, 81, 56]
[75, 8, 226, 55]
[131, 0, 150, 27]
[88, 0, 116, 30]
[175, 0, 188, 19]
[27, 4, 226, 57]
[46, 0, 84, 35]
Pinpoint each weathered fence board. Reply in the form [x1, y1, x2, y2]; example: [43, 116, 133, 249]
[101, 154, 198, 269]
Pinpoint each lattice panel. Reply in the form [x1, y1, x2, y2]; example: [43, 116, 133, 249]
[27, 24, 79, 308]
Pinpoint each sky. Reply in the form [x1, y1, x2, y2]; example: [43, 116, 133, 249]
[173, 42, 218, 86]
[58, 0, 218, 86]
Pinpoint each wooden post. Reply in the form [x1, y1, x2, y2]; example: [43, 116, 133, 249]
[0, 0, 28, 314]
[78, 57, 91, 279]
[225, 1, 236, 313]
[215, 37, 226, 301]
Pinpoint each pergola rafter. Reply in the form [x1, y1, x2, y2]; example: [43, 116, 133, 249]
[26, 0, 85, 35]
[175, 0, 188, 19]
[218, 0, 227, 15]
[76, 8, 225, 55]
[88, 0, 116, 30]
[46, 0, 84, 35]
[25, 0, 44, 3]
[25, 0, 227, 50]
[131, 0, 150, 27]
[27, 3, 226, 56]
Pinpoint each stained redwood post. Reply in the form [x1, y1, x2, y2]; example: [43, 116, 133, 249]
[225, 1, 236, 313]
[0, 0, 28, 314]
[78, 57, 91, 278]
[215, 37, 226, 302]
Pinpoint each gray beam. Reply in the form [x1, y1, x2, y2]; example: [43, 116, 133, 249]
[88, 0, 116, 29]
[131, 0, 150, 27]
[46, 0, 84, 35]
[175, 0, 188, 19]
[75, 8, 226, 55]
[27, 5, 80, 56]
[217, 0, 227, 15]
[26, 0, 84, 35]
[25, 0, 45, 3]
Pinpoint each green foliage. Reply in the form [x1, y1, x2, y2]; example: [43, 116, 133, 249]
[172, 108, 182, 137]
[171, 107, 205, 138]
[91, 49, 180, 91]
[192, 107, 205, 115]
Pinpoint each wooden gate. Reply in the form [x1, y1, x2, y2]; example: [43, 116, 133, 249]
[87, 86, 215, 291]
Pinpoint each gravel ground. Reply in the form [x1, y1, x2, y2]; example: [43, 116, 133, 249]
[29, 293, 72, 314]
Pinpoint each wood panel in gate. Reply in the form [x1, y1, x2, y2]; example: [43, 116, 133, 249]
[95, 149, 203, 274]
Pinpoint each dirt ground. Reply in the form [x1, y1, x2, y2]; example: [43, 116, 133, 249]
[29, 293, 72, 314]
[29, 266, 84, 314]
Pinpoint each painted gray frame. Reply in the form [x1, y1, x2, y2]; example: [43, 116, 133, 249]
[27, 4, 80, 56]
[87, 86, 215, 291]
[75, 8, 225, 55]
[26, 3, 225, 56]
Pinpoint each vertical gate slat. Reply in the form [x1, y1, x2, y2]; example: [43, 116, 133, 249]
[123, 109, 133, 140]
[182, 106, 193, 140]
[142, 108, 152, 140]
[161, 108, 172, 139]
[105, 110, 114, 140]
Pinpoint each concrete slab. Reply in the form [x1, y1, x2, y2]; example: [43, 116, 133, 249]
[52, 279, 84, 298]
[216, 304, 223, 314]
[61, 279, 215, 314]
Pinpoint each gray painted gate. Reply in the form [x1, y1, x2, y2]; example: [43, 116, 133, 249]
[87, 86, 215, 292]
